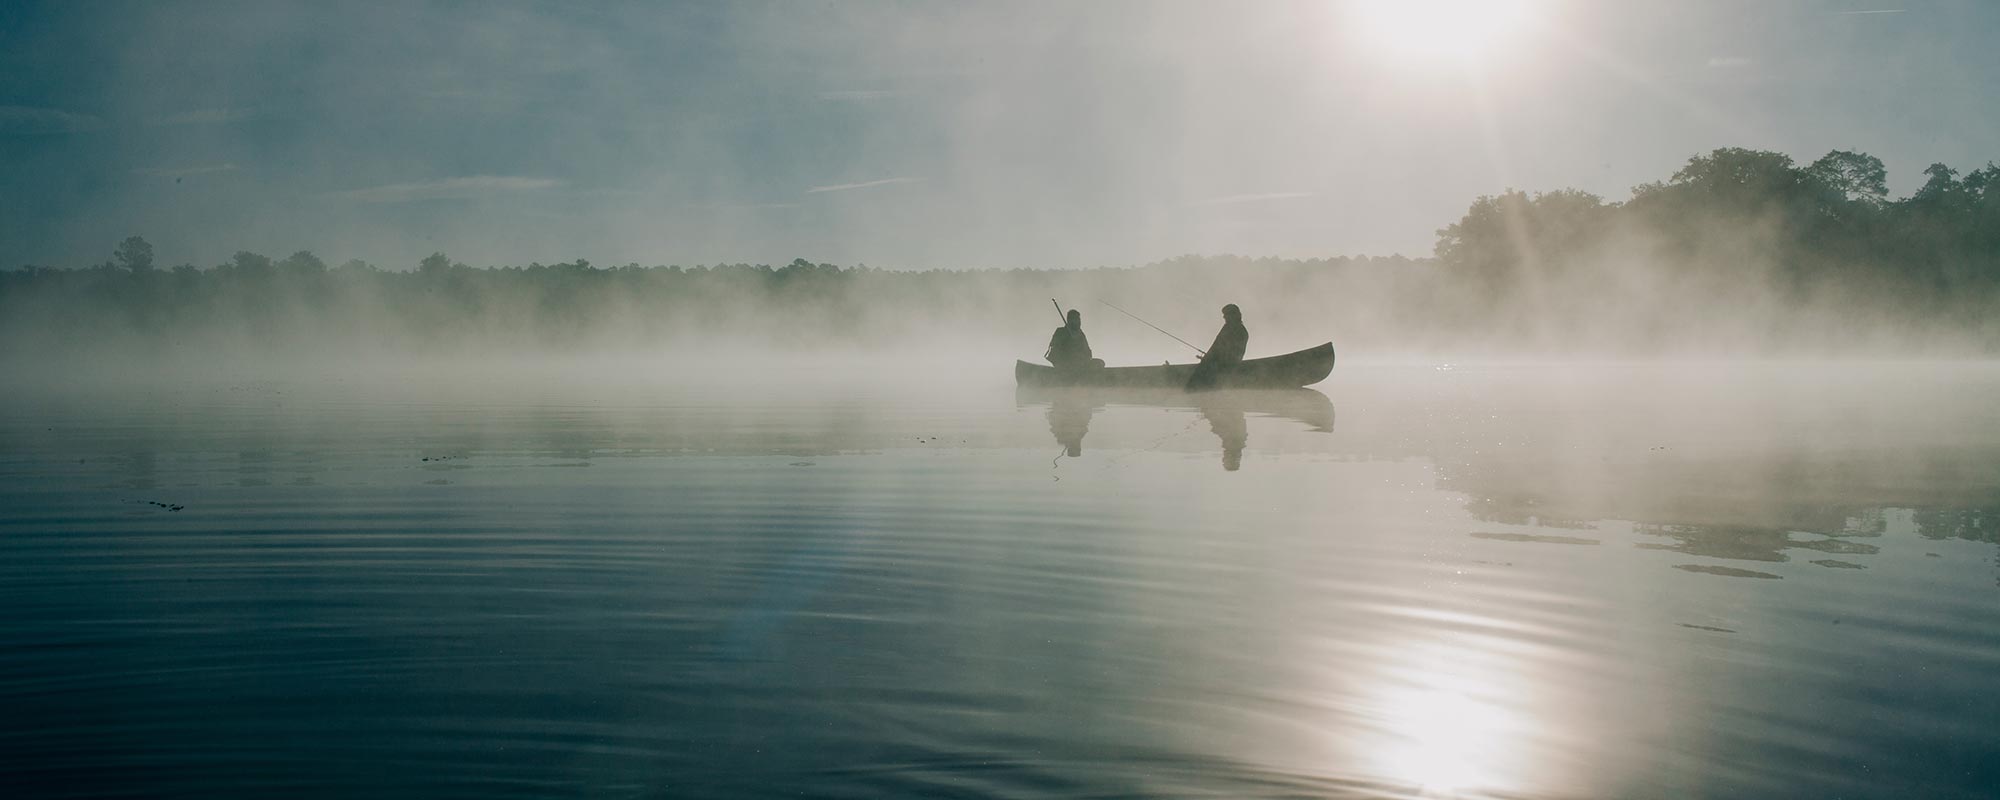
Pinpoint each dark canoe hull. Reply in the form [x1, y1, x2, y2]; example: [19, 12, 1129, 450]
[1015, 342, 1335, 389]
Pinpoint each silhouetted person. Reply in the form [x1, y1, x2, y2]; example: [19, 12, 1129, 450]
[1045, 309, 1106, 370]
[1206, 304, 1248, 365]
[1187, 304, 1247, 390]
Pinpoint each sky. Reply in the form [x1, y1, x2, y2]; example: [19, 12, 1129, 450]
[1, 0, 1996, 270]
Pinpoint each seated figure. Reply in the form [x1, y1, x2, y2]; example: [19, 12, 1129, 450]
[1046, 309, 1106, 369]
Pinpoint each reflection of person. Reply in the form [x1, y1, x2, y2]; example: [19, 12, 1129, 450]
[1045, 309, 1106, 370]
[1201, 402, 1248, 471]
[1187, 304, 1247, 390]
[1047, 393, 1097, 457]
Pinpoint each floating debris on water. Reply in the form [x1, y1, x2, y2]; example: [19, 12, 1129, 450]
[1674, 564, 1782, 579]
[1679, 623, 1737, 633]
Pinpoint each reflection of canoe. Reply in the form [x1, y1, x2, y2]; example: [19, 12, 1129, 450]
[1014, 342, 1335, 389]
[1015, 386, 1336, 433]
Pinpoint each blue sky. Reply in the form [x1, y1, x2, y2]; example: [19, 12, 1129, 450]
[2, 1, 1996, 269]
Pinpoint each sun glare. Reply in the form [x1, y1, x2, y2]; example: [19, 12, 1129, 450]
[1347, 0, 1545, 65]
[1344, 633, 1560, 796]
[1371, 685, 1517, 792]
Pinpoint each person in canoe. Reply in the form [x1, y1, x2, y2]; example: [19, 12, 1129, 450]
[1186, 304, 1247, 390]
[1045, 309, 1106, 370]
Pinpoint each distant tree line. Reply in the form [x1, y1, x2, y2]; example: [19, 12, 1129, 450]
[3, 147, 1997, 357]
[1434, 148, 2000, 342]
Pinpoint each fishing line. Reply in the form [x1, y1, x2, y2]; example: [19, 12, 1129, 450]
[1097, 300, 1205, 356]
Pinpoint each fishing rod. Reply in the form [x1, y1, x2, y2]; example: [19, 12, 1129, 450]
[1050, 298, 1066, 323]
[1098, 300, 1205, 356]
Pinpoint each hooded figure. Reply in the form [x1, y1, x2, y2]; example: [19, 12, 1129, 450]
[1187, 304, 1248, 391]
[1204, 304, 1248, 367]
[1046, 309, 1104, 369]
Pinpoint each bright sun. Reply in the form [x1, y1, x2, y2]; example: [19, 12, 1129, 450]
[1347, 0, 1545, 65]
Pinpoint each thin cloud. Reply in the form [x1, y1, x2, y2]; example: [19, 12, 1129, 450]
[153, 107, 257, 126]
[0, 105, 103, 135]
[1707, 56, 1753, 68]
[818, 90, 896, 101]
[1832, 9, 1906, 15]
[136, 163, 240, 178]
[328, 175, 561, 203]
[806, 177, 921, 194]
[1197, 192, 1317, 206]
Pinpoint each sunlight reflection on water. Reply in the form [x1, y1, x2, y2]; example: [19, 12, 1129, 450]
[0, 363, 1997, 798]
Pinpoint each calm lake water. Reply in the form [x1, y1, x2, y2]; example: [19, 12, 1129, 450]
[3, 361, 1997, 799]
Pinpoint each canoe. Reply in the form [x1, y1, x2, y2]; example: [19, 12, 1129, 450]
[1015, 342, 1335, 389]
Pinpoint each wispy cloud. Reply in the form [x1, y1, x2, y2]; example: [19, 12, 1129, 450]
[136, 163, 240, 178]
[806, 177, 921, 194]
[153, 107, 257, 126]
[1706, 56, 1754, 68]
[1196, 191, 1316, 206]
[0, 105, 103, 135]
[1832, 9, 1906, 15]
[818, 89, 896, 101]
[328, 175, 561, 203]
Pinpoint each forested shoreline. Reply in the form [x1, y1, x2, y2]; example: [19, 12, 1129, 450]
[5, 147, 1997, 358]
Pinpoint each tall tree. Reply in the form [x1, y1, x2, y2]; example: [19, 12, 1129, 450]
[419, 252, 452, 276]
[114, 236, 155, 272]
[230, 251, 275, 277]
[1806, 150, 1888, 205]
[280, 250, 327, 275]
[1914, 163, 1963, 204]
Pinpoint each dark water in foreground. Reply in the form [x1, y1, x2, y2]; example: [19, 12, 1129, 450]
[3, 362, 1998, 799]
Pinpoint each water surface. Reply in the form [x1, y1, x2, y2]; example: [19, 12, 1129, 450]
[3, 362, 1997, 798]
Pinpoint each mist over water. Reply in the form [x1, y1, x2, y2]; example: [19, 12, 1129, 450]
[7, 1, 2000, 798]
[4, 363, 1998, 799]
[8, 144, 1997, 364]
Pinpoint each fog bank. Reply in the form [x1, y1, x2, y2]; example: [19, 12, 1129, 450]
[5, 147, 1998, 368]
